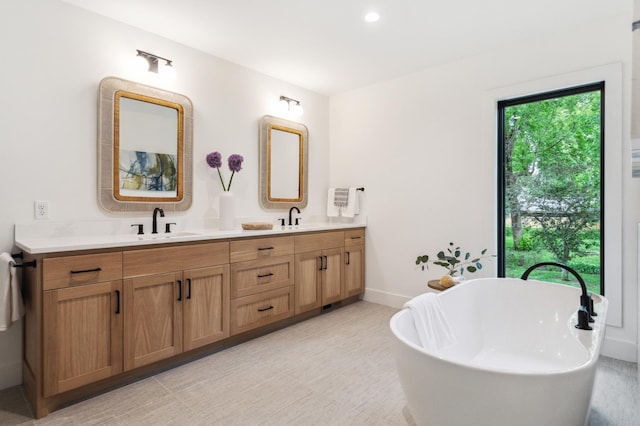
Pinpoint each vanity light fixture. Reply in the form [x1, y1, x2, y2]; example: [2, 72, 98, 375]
[279, 95, 304, 117]
[135, 49, 176, 80]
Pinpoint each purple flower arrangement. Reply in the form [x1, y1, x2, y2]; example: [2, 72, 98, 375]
[206, 151, 244, 191]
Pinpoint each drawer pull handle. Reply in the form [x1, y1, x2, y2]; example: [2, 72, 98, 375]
[177, 280, 182, 301]
[318, 256, 323, 271]
[257, 273, 274, 278]
[323, 256, 328, 270]
[187, 278, 192, 299]
[346, 251, 351, 265]
[257, 305, 274, 312]
[70, 267, 102, 274]
[258, 246, 274, 251]
[350, 236, 362, 240]
[115, 290, 120, 314]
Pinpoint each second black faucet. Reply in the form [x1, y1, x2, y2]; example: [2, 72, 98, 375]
[288, 206, 301, 226]
[152, 207, 165, 234]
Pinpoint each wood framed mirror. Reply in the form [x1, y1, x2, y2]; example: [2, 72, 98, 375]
[98, 77, 193, 213]
[259, 115, 308, 209]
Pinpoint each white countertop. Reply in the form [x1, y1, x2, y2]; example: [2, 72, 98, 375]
[14, 219, 366, 254]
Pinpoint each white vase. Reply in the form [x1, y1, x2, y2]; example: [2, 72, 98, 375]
[219, 191, 235, 230]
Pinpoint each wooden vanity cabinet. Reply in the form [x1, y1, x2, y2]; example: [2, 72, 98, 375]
[343, 229, 365, 298]
[43, 280, 123, 397]
[122, 242, 230, 370]
[229, 236, 295, 334]
[182, 265, 229, 351]
[123, 271, 183, 370]
[294, 231, 345, 314]
[23, 227, 364, 418]
[41, 253, 123, 397]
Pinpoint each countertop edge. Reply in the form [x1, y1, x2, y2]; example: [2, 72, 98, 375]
[15, 223, 366, 255]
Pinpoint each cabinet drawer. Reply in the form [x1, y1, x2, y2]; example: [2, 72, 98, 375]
[295, 231, 344, 253]
[230, 255, 294, 298]
[43, 253, 122, 290]
[230, 286, 294, 335]
[345, 229, 365, 246]
[123, 242, 229, 277]
[230, 236, 294, 263]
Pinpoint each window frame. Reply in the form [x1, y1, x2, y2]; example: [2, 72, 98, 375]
[488, 63, 622, 327]
[497, 82, 605, 294]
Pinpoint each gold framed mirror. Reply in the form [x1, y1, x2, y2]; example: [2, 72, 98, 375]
[259, 115, 308, 209]
[98, 77, 193, 212]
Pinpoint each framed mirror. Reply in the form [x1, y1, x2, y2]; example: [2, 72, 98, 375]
[98, 77, 193, 212]
[259, 115, 308, 209]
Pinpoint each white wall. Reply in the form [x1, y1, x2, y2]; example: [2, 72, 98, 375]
[330, 11, 638, 361]
[0, 0, 330, 389]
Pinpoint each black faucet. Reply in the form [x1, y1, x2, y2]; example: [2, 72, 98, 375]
[288, 206, 301, 226]
[520, 262, 594, 330]
[152, 207, 165, 234]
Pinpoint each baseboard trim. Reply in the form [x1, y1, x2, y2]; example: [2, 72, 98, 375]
[602, 336, 638, 363]
[363, 288, 409, 309]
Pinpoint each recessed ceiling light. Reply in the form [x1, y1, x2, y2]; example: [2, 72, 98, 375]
[364, 11, 380, 23]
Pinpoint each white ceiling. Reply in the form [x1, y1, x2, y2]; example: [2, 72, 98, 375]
[61, 0, 628, 95]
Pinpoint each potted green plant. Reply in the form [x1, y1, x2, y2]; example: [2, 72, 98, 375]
[415, 242, 494, 287]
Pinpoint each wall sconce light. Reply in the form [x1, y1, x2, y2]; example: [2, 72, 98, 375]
[279, 95, 304, 116]
[135, 49, 176, 80]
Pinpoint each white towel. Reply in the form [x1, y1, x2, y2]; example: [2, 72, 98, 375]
[341, 187, 359, 218]
[0, 253, 24, 331]
[403, 292, 456, 352]
[327, 188, 340, 217]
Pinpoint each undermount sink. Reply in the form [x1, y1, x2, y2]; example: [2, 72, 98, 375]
[138, 231, 201, 240]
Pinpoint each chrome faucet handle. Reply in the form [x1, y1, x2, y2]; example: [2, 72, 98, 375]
[131, 224, 144, 235]
[165, 223, 176, 233]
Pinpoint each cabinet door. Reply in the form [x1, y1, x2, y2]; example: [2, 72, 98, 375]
[183, 265, 230, 351]
[294, 251, 322, 314]
[343, 244, 365, 298]
[123, 272, 183, 370]
[322, 248, 344, 305]
[43, 281, 122, 397]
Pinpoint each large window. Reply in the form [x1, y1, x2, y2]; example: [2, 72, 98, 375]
[497, 83, 604, 295]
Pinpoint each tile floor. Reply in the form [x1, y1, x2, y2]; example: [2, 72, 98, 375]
[0, 301, 637, 425]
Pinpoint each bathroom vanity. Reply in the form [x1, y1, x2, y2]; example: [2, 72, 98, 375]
[15, 224, 365, 418]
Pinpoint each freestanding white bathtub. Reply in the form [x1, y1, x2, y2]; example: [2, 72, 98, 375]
[390, 277, 608, 426]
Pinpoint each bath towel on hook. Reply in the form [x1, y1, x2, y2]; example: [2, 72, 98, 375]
[403, 292, 456, 351]
[0, 252, 24, 331]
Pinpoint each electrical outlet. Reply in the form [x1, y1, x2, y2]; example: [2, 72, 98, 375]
[34, 200, 49, 220]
